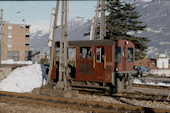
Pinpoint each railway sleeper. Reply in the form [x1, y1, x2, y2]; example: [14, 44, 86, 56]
[68, 80, 113, 94]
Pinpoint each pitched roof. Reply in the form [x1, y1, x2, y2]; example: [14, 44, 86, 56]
[135, 59, 158, 69]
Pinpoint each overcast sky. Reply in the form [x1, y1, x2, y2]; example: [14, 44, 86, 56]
[0, 1, 97, 27]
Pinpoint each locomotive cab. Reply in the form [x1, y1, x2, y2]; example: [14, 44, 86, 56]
[56, 39, 137, 93]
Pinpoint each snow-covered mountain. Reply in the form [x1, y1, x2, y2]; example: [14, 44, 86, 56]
[134, 1, 170, 58]
[30, 16, 91, 54]
[30, 1, 170, 58]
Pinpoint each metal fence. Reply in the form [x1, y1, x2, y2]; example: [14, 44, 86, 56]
[25, 51, 40, 62]
[6, 50, 40, 62]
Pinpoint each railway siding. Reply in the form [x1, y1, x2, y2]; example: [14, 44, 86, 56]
[0, 91, 170, 113]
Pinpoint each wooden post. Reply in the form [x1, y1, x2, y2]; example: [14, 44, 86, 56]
[103, 1, 106, 37]
[46, 0, 60, 85]
[100, 0, 105, 40]
[91, 0, 100, 40]
[0, 9, 3, 62]
[63, 0, 69, 90]
[58, 0, 65, 83]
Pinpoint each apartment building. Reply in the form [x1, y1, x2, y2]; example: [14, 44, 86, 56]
[1, 21, 31, 61]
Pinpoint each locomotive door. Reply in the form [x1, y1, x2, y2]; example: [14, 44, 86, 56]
[76, 46, 95, 81]
[94, 47, 105, 82]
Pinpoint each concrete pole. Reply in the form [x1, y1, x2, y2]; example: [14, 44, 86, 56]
[90, 0, 100, 40]
[100, 0, 105, 40]
[90, 17, 95, 40]
[0, 9, 3, 62]
[103, 1, 106, 37]
[22, 19, 25, 61]
[48, 8, 56, 59]
[59, 1, 65, 83]
[46, 0, 60, 85]
[64, 0, 68, 90]
[100, 0, 103, 40]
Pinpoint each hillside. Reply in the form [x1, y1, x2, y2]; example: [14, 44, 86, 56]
[30, 1, 170, 58]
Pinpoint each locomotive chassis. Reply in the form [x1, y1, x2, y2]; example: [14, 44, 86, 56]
[54, 39, 138, 93]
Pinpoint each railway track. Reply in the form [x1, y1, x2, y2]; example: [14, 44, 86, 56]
[76, 83, 170, 103]
[112, 91, 170, 103]
[0, 91, 170, 113]
[132, 84, 170, 90]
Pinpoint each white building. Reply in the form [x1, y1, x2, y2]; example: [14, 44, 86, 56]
[156, 54, 169, 69]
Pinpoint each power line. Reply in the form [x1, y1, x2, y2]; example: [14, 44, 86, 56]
[69, 7, 94, 12]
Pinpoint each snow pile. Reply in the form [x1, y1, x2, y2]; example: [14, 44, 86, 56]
[134, 78, 170, 87]
[1, 59, 33, 65]
[0, 64, 47, 93]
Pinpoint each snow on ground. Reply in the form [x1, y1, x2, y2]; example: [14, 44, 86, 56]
[1, 59, 33, 65]
[0, 64, 47, 93]
[134, 78, 170, 87]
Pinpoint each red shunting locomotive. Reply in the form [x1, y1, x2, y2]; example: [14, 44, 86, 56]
[54, 39, 138, 93]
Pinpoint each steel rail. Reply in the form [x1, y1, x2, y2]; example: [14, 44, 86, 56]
[0, 91, 170, 113]
[132, 84, 170, 90]
[112, 92, 170, 103]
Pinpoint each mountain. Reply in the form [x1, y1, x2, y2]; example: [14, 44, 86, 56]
[30, 1, 170, 58]
[133, 0, 170, 58]
[30, 17, 91, 54]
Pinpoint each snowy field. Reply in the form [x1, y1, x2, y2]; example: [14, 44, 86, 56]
[0, 64, 47, 93]
[1, 59, 33, 65]
[0, 62, 170, 93]
[134, 78, 170, 87]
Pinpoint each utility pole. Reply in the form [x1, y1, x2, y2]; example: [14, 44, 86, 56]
[46, 0, 60, 85]
[57, 0, 69, 90]
[0, 9, 3, 63]
[48, 8, 56, 54]
[63, 0, 69, 90]
[22, 19, 25, 61]
[90, 0, 100, 40]
[103, 1, 106, 37]
[57, 0, 65, 88]
[100, 0, 106, 40]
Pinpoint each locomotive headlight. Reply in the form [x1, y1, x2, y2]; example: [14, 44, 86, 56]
[125, 41, 129, 45]
[116, 68, 118, 72]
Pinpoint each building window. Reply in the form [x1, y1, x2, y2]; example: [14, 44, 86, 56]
[26, 25, 30, 28]
[8, 24, 12, 30]
[128, 48, 133, 62]
[7, 51, 20, 61]
[8, 38, 12, 49]
[8, 24, 12, 39]
[79, 47, 92, 59]
[96, 47, 104, 63]
[115, 47, 121, 63]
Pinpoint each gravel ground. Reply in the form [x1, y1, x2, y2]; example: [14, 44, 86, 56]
[0, 101, 86, 113]
[120, 98, 170, 109]
[0, 94, 169, 113]
[73, 94, 170, 110]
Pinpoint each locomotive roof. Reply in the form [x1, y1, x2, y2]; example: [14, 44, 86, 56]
[56, 40, 114, 47]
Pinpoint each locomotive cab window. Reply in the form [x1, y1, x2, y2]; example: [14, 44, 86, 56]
[123, 48, 126, 56]
[68, 48, 75, 60]
[115, 47, 121, 63]
[128, 48, 133, 62]
[96, 47, 104, 63]
[79, 47, 92, 59]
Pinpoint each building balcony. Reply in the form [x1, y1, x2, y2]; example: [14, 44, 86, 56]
[25, 42, 30, 45]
